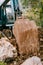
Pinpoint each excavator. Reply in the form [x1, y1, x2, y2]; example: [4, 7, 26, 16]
[0, 0, 22, 30]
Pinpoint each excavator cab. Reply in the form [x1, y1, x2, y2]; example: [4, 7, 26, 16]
[0, 0, 22, 30]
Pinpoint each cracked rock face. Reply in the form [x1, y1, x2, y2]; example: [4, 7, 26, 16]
[13, 18, 39, 56]
[0, 38, 17, 61]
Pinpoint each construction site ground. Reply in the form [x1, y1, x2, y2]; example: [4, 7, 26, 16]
[0, 27, 43, 65]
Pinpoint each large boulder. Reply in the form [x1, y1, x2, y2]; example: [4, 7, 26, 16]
[13, 18, 39, 56]
[0, 37, 17, 61]
[21, 56, 42, 65]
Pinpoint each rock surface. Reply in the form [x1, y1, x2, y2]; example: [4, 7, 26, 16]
[0, 37, 17, 61]
[21, 56, 42, 65]
[13, 18, 39, 56]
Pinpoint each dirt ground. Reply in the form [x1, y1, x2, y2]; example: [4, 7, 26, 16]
[0, 28, 43, 65]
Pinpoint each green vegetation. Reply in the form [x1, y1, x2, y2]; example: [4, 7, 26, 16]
[20, 0, 43, 27]
[0, 61, 7, 65]
[40, 1, 43, 27]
